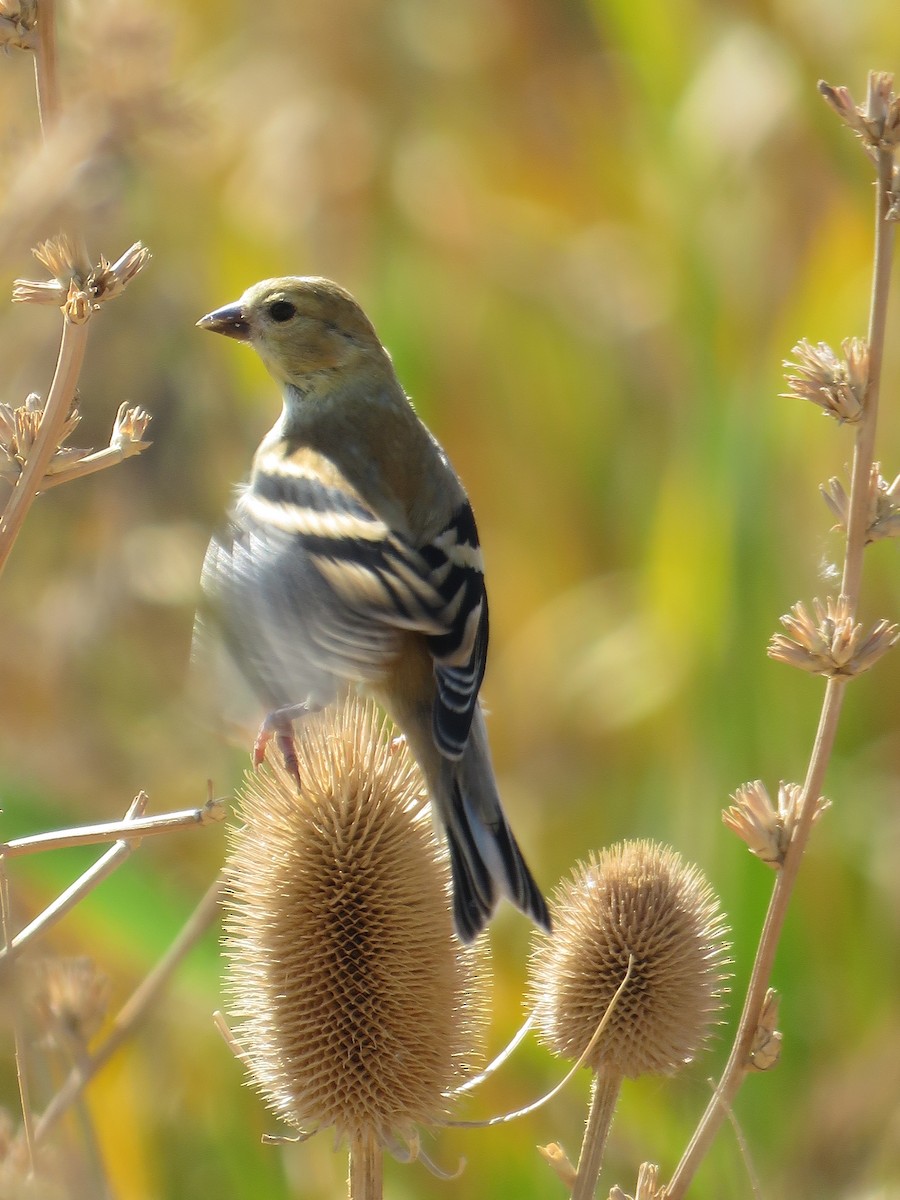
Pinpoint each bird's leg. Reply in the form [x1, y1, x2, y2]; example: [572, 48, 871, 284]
[253, 702, 322, 783]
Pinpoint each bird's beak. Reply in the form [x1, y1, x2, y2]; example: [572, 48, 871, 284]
[196, 302, 251, 341]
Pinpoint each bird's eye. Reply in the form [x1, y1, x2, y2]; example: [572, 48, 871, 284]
[268, 300, 296, 323]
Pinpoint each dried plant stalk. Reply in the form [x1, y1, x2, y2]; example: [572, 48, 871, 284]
[667, 72, 899, 1197]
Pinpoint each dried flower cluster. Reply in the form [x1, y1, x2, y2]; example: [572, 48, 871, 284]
[27, 956, 111, 1053]
[222, 698, 488, 1151]
[0, 0, 35, 50]
[768, 595, 899, 677]
[0, 394, 82, 483]
[0, 395, 151, 489]
[12, 238, 150, 323]
[822, 464, 900, 543]
[610, 1162, 666, 1200]
[819, 73, 900, 158]
[528, 840, 729, 1079]
[748, 988, 782, 1072]
[723, 780, 830, 868]
[782, 337, 868, 423]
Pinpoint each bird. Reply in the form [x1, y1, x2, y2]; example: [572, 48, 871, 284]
[196, 276, 550, 943]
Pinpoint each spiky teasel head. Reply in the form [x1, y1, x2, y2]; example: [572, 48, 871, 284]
[222, 697, 489, 1152]
[528, 840, 730, 1078]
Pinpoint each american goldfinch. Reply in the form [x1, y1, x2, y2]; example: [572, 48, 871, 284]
[196, 276, 550, 943]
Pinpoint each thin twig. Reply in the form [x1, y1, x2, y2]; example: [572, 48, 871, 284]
[0, 317, 90, 577]
[34, 873, 225, 1142]
[0, 794, 152, 968]
[3, 797, 226, 857]
[34, 439, 149, 490]
[1, 860, 37, 1172]
[1, 842, 132, 969]
[842, 145, 896, 602]
[33, 0, 60, 131]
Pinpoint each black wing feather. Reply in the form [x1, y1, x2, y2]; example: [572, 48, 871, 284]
[421, 502, 488, 760]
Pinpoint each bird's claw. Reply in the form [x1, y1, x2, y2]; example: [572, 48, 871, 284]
[253, 702, 322, 787]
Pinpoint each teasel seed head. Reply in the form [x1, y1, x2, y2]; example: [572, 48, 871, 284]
[528, 840, 730, 1079]
[222, 697, 489, 1152]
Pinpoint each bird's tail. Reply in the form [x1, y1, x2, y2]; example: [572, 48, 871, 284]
[436, 708, 551, 943]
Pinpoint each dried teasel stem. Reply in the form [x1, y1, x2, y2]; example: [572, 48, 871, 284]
[572, 1071, 622, 1200]
[34, 402, 152, 490]
[348, 1133, 383, 1200]
[0, 0, 150, 575]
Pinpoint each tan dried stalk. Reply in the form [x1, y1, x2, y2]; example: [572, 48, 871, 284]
[34, 875, 226, 1142]
[0, 318, 90, 575]
[666, 75, 897, 1198]
[0, 792, 224, 968]
[0, 6, 223, 1178]
[0, 0, 93, 576]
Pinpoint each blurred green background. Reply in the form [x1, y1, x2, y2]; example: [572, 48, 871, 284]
[0, 0, 898, 1196]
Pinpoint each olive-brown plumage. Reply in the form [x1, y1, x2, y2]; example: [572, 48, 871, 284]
[197, 276, 550, 942]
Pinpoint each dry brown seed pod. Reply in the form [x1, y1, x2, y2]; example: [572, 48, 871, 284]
[529, 840, 730, 1079]
[222, 696, 489, 1158]
[528, 841, 730, 1200]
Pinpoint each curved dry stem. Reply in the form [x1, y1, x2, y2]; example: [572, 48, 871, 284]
[447, 956, 635, 1132]
[0, 316, 90, 577]
[666, 109, 896, 1200]
[34, 873, 224, 1142]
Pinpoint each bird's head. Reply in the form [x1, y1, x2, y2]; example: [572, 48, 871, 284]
[197, 277, 386, 385]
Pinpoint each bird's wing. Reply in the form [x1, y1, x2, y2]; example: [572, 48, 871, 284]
[202, 455, 487, 757]
[202, 463, 441, 709]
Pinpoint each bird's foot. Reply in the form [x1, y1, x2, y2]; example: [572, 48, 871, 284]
[253, 702, 322, 785]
